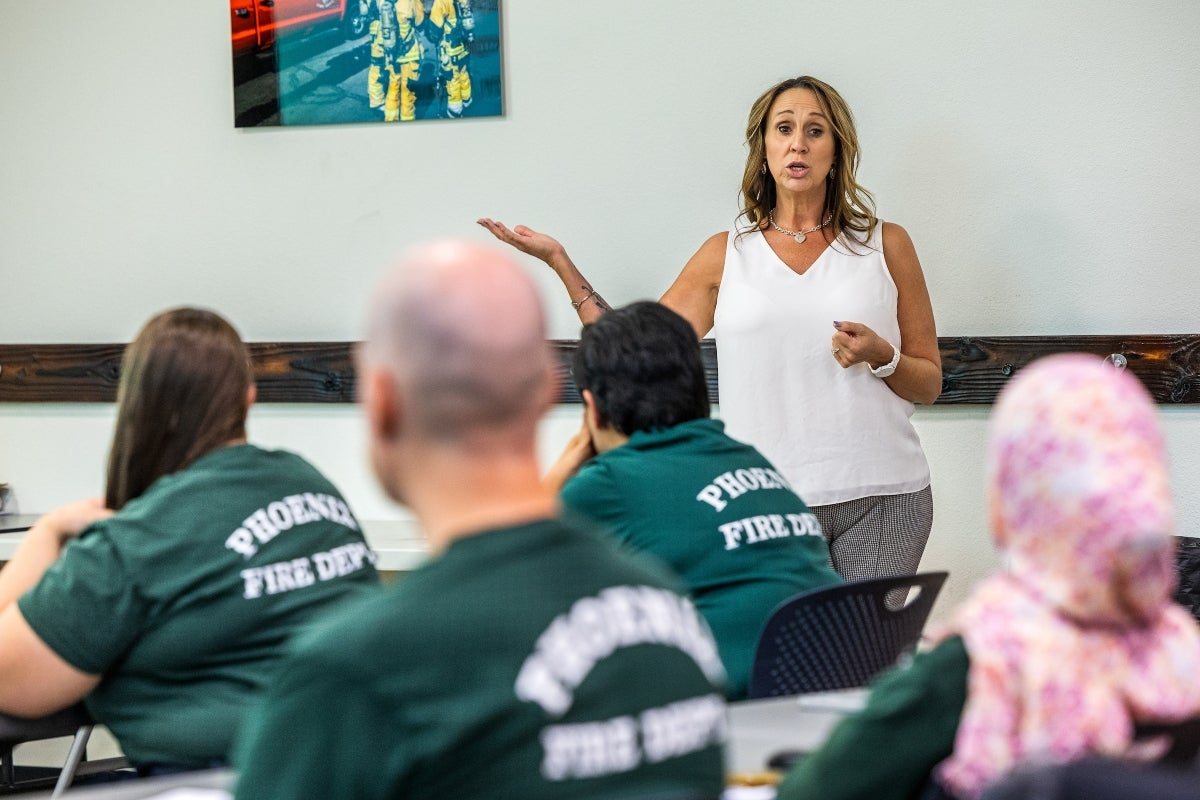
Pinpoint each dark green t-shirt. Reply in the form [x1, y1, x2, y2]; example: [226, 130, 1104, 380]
[560, 418, 843, 699]
[234, 517, 728, 800]
[19, 444, 381, 767]
[776, 635, 969, 800]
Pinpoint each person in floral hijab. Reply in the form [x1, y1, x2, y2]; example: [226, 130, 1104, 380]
[778, 354, 1200, 800]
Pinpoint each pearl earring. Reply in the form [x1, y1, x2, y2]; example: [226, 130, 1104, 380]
[761, 161, 767, 175]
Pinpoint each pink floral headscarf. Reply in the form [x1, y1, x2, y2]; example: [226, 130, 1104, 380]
[935, 354, 1200, 799]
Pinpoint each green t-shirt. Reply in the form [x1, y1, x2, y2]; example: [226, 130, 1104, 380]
[560, 418, 843, 699]
[776, 635, 969, 800]
[19, 444, 381, 768]
[234, 518, 728, 800]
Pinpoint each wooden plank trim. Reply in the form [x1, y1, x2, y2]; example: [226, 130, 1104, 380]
[1, 335, 1198, 405]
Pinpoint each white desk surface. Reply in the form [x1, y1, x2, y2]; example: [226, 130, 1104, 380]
[0, 518, 428, 573]
[0, 513, 43, 534]
[725, 689, 867, 775]
[30, 769, 234, 799]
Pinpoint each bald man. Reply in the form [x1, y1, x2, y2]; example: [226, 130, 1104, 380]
[233, 242, 728, 800]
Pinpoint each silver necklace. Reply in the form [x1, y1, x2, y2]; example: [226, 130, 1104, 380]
[768, 210, 834, 244]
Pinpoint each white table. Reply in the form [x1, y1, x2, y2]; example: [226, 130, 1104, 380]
[0, 514, 43, 534]
[725, 689, 867, 774]
[31, 768, 233, 799]
[350, 520, 427, 572]
[0, 518, 428, 573]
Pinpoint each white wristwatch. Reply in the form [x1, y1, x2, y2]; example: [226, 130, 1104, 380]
[870, 342, 901, 378]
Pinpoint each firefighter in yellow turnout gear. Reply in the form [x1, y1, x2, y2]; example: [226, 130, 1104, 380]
[429, 0, 473, 117]
[367, 0, 425, 122]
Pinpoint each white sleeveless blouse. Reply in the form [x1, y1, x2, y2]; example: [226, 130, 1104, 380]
[711, 224, 929, 506]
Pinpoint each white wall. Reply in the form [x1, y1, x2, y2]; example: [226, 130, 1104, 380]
[3, 0, 1199, 619]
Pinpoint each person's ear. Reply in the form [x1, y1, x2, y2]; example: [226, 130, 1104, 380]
[581, 389, 603, 431]
[363, 368, 402, 442]
[245, 383, 257, 411]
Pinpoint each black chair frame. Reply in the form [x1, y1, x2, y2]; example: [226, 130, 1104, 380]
[748, 570, 948, 699]
[0, 705, 127, 796]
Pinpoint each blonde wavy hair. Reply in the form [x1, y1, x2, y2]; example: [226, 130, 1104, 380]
[737, 76, 878, 247]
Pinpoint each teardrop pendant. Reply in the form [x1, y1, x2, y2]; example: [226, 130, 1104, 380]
[794, 232, 806, 244]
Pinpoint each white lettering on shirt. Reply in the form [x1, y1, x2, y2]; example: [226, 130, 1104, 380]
[239, 544, 376, 599]
[640, 693, 727, 763]
[514, 586, 724, 717]
[541, 715, 640, 780]
[539, 694, 726, 781]
[695, 467, 792, 512]
[720, 512, 822, 551]
[224, 492, 361, 559]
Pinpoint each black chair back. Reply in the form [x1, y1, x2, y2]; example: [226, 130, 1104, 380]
[1172, 536, 1200, 624]
[1134, 716, 1200, 766]
[747, 571, 948, 699]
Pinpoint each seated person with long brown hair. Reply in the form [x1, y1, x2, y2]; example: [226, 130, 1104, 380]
[0, 307, 380, 773]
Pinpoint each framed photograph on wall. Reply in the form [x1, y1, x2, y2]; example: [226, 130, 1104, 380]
[230, 0, 502, 127]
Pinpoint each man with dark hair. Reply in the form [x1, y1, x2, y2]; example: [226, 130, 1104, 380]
[234, 246, 726, 800]
[547, 301, 843, 700]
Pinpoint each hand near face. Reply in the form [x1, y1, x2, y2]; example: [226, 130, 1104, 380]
[542, 419, 597, 494]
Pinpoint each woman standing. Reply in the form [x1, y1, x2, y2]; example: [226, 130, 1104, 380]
[480, 75, 940, 582]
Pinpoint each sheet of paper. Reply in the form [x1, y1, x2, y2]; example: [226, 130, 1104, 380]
[722, 786, 776, 800]
[793, 688, 869, 713]
[143, 790, 232, 800]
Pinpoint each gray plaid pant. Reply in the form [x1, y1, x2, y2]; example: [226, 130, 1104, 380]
[812, 485, 933, 582]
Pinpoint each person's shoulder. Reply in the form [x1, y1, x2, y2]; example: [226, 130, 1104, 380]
[898, 635, 970, 680]
[240, 443, 316, 471]
[879, 221, 917, 254]
[705, 419, 784, 460]
[125, 448, 240, 501]
[877, 221, 932, 294]
[573, 523, 689, 592]
[617, 417, 719, 449]
[919, 634, 970, 671]
[36, 514, 128, 572]
[681, 232, 731, 276]
[536, 514, 679, 585]
[152, 444, 296, 490]
[560, 455, 620, 508]
[569, 451, 619, 480]
[865, 635, 970, 715]
[242, 444, 347, 490]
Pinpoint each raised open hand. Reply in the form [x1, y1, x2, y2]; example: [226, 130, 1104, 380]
[476, 218, 567, 268]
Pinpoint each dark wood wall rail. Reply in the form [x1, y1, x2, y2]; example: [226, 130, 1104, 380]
[1, 335, 1198, 405]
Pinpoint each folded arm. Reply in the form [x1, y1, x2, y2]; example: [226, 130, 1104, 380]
[0, 500, 109, 716]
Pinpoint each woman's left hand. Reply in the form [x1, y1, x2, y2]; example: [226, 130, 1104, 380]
[830, 320, 894, 370]
[40, 498, 113, 546]
[0, 498, 113, 629]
